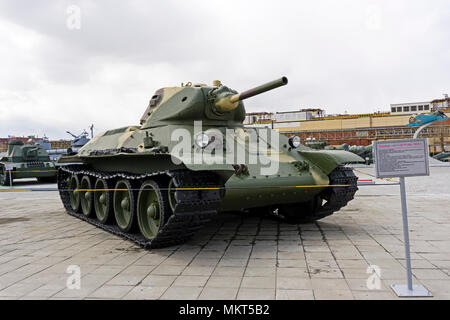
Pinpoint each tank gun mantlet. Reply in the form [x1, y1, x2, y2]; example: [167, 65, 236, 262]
[207, 85, 241, 114]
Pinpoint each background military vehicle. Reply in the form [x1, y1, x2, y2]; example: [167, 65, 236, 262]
[407, 110, 448, 127]
[0, 140, 56, 186]
[304, 138, 328, 150]
[348, 145, 373, 164]
[434, 152, 450, 162]
[325, 144, 373, 164]
[57, 77, 363, 248]
[44, 129, 92, 161]
[66, 129, 91, 154]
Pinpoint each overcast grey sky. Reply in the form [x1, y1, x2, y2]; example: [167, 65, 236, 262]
[0, 0, 449, 139]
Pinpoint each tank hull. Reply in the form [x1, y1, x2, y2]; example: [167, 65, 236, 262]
[220, 174, 325, 211]
[59, 125, 363, 212]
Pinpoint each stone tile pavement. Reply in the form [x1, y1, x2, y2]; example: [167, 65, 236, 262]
[0, 167, 449, 300]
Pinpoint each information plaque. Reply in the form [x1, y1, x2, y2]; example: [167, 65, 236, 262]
[373, 138, 433, 297]
[373, 138, 430, 178]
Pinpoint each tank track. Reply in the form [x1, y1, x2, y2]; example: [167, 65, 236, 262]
[280, 165, 359, 223]
[312, 165, 359, 220]
[57, 165, 224, 249]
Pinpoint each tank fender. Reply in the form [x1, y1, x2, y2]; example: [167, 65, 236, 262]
[298, 150, 364, 175]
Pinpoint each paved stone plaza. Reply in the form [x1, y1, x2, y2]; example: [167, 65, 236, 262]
[0, 166, 449, 300]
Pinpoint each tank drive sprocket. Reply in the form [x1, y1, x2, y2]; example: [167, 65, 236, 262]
[57, 165, 224, 248]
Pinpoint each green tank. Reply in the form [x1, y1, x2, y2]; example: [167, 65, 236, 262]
[57, 77, 363, 248]
[325, 144, 349, 151]
[434, 152, 450, 162]
[349, 145, 373, 164]
[0, 140, 57, 186]
[326, 144, 372, 164]
[304, 139, 328, 150]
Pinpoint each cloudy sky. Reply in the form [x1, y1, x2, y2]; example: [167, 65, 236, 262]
[0, 0, 449, 139]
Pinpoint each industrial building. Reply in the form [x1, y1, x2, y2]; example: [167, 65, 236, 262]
[390, 95, 449, 115]
[390, 102, 431, 114]
[245, 97, 450, 155]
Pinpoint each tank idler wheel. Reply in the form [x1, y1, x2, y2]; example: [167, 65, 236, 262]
[67, 174, 81, 212]
[113, 179, 136, 232]
[137, 180, 171, 240]
[80, 176, 94, 217]
[94, 178, 113, 224]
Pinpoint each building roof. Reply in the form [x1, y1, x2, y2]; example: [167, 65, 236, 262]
[431, 97, 450, 104]
[390, 101, 430, 107]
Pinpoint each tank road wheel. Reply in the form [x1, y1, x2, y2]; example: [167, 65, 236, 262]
[67, 174, 81, 212]
[94, 178, 113, 224]
[167, 178, 178, 212]
[137, 180, 171, 240]
[80, 176, 94, 217]
[113, 179, 136, 232]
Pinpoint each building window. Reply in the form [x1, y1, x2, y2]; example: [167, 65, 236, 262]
[411, 106, 417, 111]
[418, 105, 424, 111]
[391, 107, 396, 112]
[403, 106, 410, 112]
[424, 105, 430, 110]
[397, 107, 402, 112]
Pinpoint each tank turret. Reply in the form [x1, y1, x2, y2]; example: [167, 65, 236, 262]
[7, 140, 24, 154]
[139, 77, 288, 128]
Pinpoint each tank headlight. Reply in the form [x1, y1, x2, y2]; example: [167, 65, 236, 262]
[289, 136, 301, 148]
[195, 133, 210, 148]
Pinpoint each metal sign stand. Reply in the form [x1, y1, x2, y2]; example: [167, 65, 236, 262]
[373, 138, 432, 298]
[391, 176, 432, 297]
[413, 122, 433, 139]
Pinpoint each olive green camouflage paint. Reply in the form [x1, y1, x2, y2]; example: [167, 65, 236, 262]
[58, 78, 363, 211]
[0, 140, 56, 184]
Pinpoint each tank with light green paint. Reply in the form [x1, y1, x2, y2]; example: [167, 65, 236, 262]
[57, 77, 363, 248]
[0, 140, 56, 185]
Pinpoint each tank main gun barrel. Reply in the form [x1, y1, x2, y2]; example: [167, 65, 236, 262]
[230, 77, 288, 103]
[215, 77, 288, 112]
[66, 131, 78, 138]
